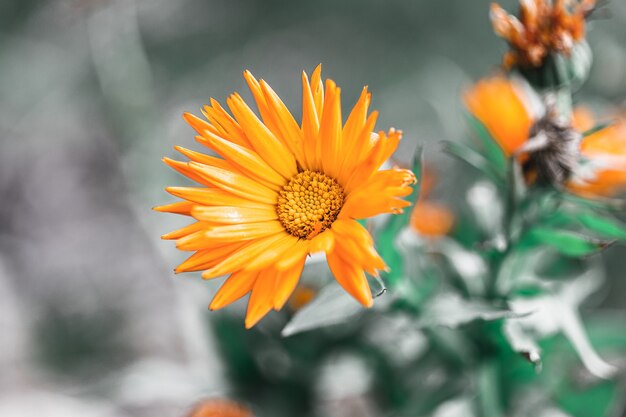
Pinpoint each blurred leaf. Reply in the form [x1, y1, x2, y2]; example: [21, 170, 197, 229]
[377, 147, 423, 287]
[582, 121, 613, 138]
[442, 140, 505, 185]
[533, 252, 588, 281]
[575, 212, 626, 240]
[465, 113, 508, 175]
[519, 227, 610, 257]
[418, 293, 522, 329]
[477, 361, 505, 417]
[543, 209, 626, 241]
[281, 282, 365, 337]
[503, 318, 542, 371]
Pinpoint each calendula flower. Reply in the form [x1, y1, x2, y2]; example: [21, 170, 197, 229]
[409, 169, 454, 238]
[155, 66, 416, 328]
[188, 399, 253, 417]
[491, 0, 597, 69]
[569, 114, 626, 197]
[464, 76, 626, 195]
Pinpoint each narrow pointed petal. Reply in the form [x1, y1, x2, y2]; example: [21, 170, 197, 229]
[188, 162, 277, 205]
[161, 221, 207, 240]
[326, 250, 373, 307]
[183, 112, 221, 136]
[153, 201, 195, 216]
[210, 270, 259, 310]
[191, 205, 277, 224]
[203, 221, 285, 242]
[273, 257, 307, 310]
[243, 234, 299, 270]
[309, 229, 335, 253]
[166, 187, 273, 209]
[227, 93, 297, 178]
[201, 233, 287, 279]
[196, 130, 286, 187]
[176, 243, 246, 273]
[245, 269, 277, 328]
[202, 99, 251, 148]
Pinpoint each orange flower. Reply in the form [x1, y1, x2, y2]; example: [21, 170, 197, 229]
[491, 0, 596, 68]
[188, 399, 252, 417]
[465, 76, 626, 197]
[410, 202, 454, 238]
[463, 76, 535, 156]
[287, 284, 317, 311]
[570, 117, 626, 197]
[408, 168, 454, 238]
[155, 66, 415, 328]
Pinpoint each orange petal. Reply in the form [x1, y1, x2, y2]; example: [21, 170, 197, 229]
[243, 234, 300, 270]
[182, 112, 220, 137]
[201, 233, 287, 279]
[210, 270, 259, 310]
[309, 229, 335, 253]
[301, 70, 320, 170]
[175, 242, 246, 273]
[153, 201, 195, 216]
[188, 162, 277, 205]
[161, 221, 208, 240]
[194, 130, 286, 188]
[226, 93, 297, 179]
[326, 250, 373, 307]
[273, 257, 307, 310]
[342, 168, 416, 218]
[191, 205, 277, 224]
[201, 99, 251, 148]
[245, 268, 277, 328]
[203, 221, 285, 242]
[276, 239, 310, 269]
[463, 76, 533, 156]
[166, 187, 273, 209]
[319, 79, 342, 178]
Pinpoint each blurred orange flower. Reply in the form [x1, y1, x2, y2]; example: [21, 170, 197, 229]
[491, 0, 597, 68]
[155, 66, 415, 328]
[409, 168, 454, 238]
[465, 76, 626, 197]
[188, 399, 253, 417]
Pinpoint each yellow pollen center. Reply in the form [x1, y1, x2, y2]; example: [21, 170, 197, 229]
[277, 170, 345, 239]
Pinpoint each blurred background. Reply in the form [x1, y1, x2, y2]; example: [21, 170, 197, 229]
[1, 0, 626, 416]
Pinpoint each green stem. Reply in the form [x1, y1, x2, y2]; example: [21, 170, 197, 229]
[478, 360, 505, 417]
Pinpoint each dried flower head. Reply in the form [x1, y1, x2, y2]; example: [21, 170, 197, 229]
[491, 0, 597, 69]
[465, 76, 626, 194]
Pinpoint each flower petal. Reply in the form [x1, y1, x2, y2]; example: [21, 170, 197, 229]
[191, 205, 277, 224]
[273, 257, 307, 310]
[326, 249, 373, 307]
[245, 268, 277, 328]
[188, 162, 277, 204]
[210, 270, 259, 310]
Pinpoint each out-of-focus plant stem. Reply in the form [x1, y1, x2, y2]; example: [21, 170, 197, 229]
[478, 360, 505, 417]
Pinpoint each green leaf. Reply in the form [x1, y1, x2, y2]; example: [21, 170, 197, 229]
[575, 212, 626, 240]
[520, 227, 610, 257]
[582, 121, 613, 138]
[417, 293, 521, 328]
[281, 282, 365, 337]
[465, 112, 508, 175]
[442, 140, 505, 185]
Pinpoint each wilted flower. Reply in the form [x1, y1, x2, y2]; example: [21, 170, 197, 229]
[464, 76, 626, 194]
[491, 0, 597, 69]
[155, 66, 415, 328]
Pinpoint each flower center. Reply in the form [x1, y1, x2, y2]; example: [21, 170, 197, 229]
[277, 170, 345, 239]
